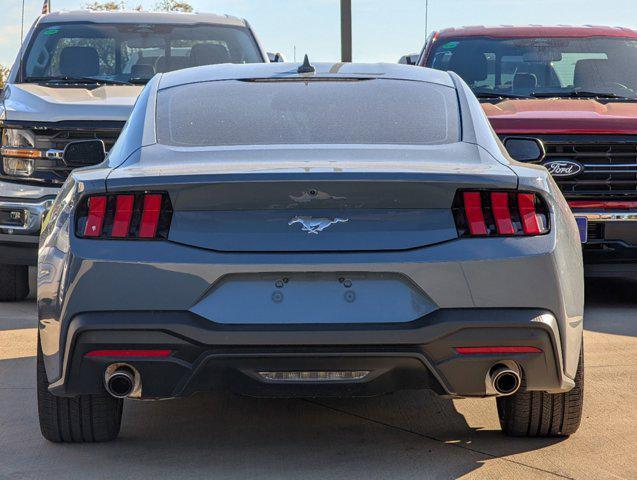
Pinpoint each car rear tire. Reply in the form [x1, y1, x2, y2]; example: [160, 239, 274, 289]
[497, 342, 584, 437]
[0, 264, 29, 302]
[37, 336, 123, 442]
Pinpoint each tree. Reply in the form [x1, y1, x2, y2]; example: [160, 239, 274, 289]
[0, 65, 10, 89]
[155, 0, 193, 13]
[83, 1, 125, 10]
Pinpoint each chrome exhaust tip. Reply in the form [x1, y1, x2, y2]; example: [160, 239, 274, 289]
[104, 365, 137, 398]
[490, 364, 521, 396]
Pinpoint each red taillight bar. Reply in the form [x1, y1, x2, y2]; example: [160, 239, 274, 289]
[85, 349, 173, 358]
[518, 193, 541, 235]
[138, 194, 162, 238]
[77, 192, 172, 240]
[454, 190, 549, 238]
[111, 194, 134, 238]
[455, 346, 542, 355]
[83, 196, 107, 237]
[463, 192, 488, 236]
[490, 192, 515, 235]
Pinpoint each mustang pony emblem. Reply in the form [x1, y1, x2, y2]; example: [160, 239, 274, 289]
[288, 216, 349, 234]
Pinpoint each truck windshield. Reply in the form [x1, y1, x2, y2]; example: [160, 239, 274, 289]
[21, 22, 263, 85]
[156, 79, 459, 146]
[426, 36, 637, 99]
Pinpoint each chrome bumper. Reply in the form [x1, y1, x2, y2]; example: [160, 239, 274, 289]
[0, 197, 55, 235]
[571, 211, 637, 222]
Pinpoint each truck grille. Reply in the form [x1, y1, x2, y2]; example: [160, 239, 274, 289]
[587, 222, 605, 241]
[503, 135, 637, 198]
[32, 124, 122, 152]
[1, 120, 124, 186]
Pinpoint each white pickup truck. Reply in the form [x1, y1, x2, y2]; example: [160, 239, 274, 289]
[0, 10, 269, 300]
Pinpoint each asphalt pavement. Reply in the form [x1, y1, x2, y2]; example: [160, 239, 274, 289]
[0, 277, 635, 479]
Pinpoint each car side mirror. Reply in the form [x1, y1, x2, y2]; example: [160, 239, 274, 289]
[267, 52, 286, 63]
[398, 53, 420, 65]
[503, 138, 545, 162]
[63, 140, 106, 167]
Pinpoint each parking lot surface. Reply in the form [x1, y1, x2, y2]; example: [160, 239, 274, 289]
[0, 278, 635, 480]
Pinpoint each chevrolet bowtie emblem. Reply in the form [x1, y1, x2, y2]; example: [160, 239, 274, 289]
[288, 216, 349, 234]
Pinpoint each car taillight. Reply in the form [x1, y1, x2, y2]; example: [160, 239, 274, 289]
[76, 192, 172, 239]
[453, 190, 549, 237]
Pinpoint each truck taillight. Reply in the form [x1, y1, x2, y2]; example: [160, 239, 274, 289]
[453, 190, 549, 237]
[76, 192, 172, 239]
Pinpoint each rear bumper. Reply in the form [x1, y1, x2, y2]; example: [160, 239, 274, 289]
[49, 308, 574, 399]
[575, 211, 637, 277]
[0, 181, 57, 265]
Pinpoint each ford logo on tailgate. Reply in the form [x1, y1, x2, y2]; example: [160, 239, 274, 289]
[542, 160, 584, 178]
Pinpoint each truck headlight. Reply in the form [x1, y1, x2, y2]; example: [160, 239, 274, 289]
[1, 128, 38, 177]
[3, 156, 35, 176]
[2, 128, 35, 148]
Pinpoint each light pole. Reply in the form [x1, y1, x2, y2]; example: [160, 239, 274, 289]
[425, 0, 429, 40]
[340, 0, 352, 62]
[20, 0, 25, 44]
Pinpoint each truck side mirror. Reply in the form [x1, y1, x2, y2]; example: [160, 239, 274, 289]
[398, 53, 420, 65]
[503, 138, 545, 162]
[267, 52, 286, 63]
[63, 140, 106, 167]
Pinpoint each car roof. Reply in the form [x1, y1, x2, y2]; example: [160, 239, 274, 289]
[38, 10, 247, 27]
[435, 25, 637, 39]
[157, 62, 455, 90]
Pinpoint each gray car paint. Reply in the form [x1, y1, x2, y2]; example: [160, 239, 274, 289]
[37, 63, 584, 393]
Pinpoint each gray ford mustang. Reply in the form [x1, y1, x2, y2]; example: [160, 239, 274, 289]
[37, 61, 584, 442]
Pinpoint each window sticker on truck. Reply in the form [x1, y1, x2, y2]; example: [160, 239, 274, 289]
[575, 217, 587, 244]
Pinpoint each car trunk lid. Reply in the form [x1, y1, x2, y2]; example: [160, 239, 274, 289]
[106, 143, 518, 252]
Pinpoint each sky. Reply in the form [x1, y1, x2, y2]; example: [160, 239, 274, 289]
[2, 0, 637, 67]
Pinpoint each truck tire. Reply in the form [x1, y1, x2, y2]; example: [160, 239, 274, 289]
[37, 337, 123, 442]
[497, 343, 584, 437]
[0, 264, 29, 302]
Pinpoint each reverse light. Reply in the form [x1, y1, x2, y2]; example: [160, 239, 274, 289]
[258, 371, 371, 382]
[453, 190, 549, 237]
[76, 192, 172, 239]
[455, 346, 542, 355]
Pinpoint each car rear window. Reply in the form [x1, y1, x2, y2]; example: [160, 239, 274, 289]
[155, 79, 459, 146]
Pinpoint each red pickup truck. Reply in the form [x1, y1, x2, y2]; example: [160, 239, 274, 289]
[419, 25, 637, 278]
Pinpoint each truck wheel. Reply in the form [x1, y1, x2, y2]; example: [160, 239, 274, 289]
[37, 337, 123, 442]
[497, 343, 584, 437]
[0, 264, 29, 301]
